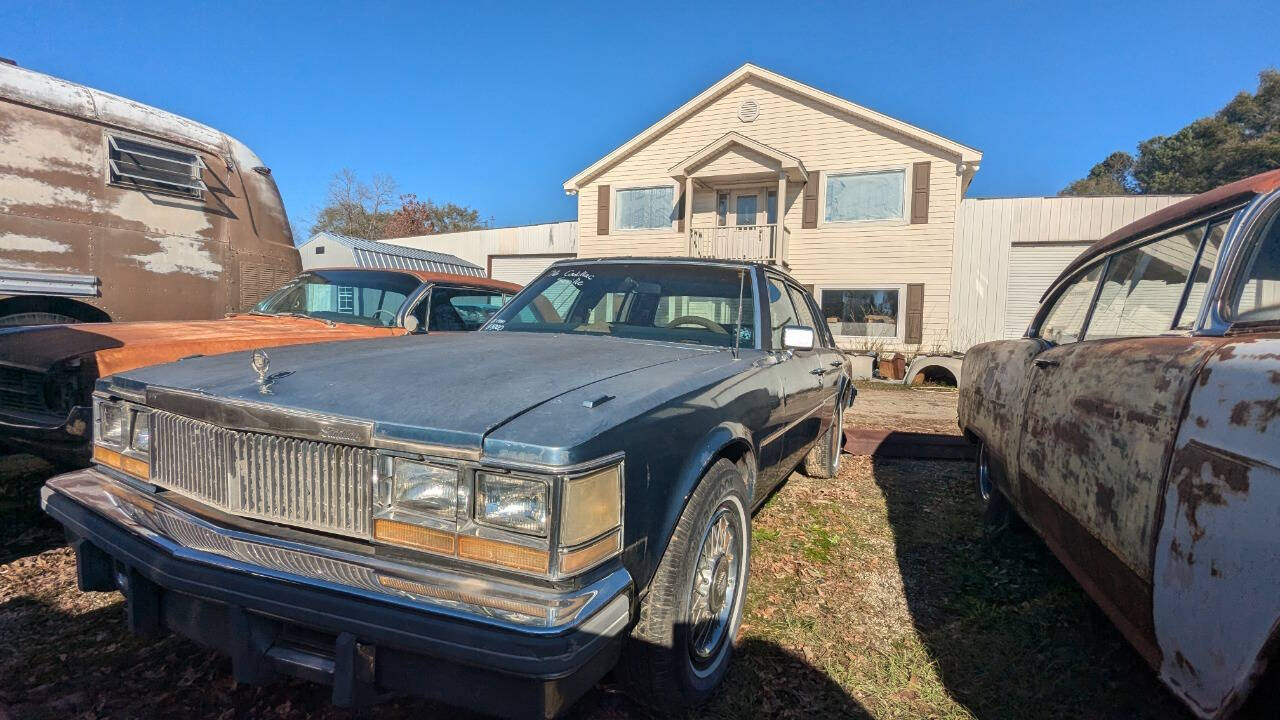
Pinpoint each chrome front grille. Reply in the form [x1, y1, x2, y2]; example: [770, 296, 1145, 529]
[151, 410, 374, 538]
[0, 365, 47, 414]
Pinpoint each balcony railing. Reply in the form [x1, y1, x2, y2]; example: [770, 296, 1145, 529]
[688, 224, 789, 264]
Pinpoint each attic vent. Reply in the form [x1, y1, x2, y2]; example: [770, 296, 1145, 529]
[738, 99, 759, 123]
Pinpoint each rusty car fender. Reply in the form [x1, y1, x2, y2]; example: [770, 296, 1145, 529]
[1153, 335, 1280, 718]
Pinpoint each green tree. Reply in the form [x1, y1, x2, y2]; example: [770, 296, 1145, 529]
[1062, 69, 1280, 196]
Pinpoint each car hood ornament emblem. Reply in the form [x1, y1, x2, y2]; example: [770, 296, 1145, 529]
[250, 348, 292, 394]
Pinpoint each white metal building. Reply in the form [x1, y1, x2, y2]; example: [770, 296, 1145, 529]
[948, 195, 1190, 351]
[297, 232, 485, 276]
[382, 221, 578, 286]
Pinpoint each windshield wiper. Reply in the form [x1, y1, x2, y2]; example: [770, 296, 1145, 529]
[270, 312, 337, 328]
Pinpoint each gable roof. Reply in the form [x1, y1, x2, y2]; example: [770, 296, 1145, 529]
[669, 131, 808, 182]
[305, 232, 485, 276]
[564, 63, 982, 192]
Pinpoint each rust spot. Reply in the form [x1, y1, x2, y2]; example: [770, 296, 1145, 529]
[1270, 369, 1280, 385]
[1228, 398, 1280, 432]
[1194, 416, 1208, 428]
[1210, 561, 1221, 578]
[1095, 481, 1119, 528]
[1170, 441, 1253, 544]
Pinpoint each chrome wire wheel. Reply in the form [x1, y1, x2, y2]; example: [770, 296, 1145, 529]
[977, 443, 994, 503]
[686, 502, 745, 676]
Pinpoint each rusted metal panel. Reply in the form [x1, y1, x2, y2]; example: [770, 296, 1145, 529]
[1153, 335, 1280, 718]
[1017, 336, 1220, 582]
[0, 63, 298, 323]
[957, 338, 1041, 504]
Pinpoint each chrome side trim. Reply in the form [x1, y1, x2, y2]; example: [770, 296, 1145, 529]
[760, 390, 839, 448]
[43, 469, 632, 632]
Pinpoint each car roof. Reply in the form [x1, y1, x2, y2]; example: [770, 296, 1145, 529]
[550, 256, 804, 283]
[1052, 168, 1280, 291]
[299, 267, 522, 293]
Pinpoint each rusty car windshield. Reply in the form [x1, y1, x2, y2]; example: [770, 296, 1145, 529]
[253, 270, 420, 327]
[483, 263, 756, 348]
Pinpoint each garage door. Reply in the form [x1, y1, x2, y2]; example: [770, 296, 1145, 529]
[1004, 242, 1092, 338]
[489, 255, 575, 286]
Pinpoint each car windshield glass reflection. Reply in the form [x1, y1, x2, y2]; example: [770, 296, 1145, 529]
[485, 263, 755, 348]
[254, 270, 420, 327]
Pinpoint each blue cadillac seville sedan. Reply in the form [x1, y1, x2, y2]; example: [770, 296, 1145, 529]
[42, 258, 854, 717]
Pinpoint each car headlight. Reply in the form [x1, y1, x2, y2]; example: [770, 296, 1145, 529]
[97, 400, 125, 446]
[391, 458, 457, 520]
[475, 472, 548, 536]
[130, 409, 151, 453]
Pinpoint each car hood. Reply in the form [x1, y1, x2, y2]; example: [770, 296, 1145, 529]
[0, 316, 403, 376]
[110, 332, 718, 454]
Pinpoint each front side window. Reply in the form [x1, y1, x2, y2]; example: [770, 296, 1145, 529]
[787, 285, 821, 343]
[825, 170, 904, 222]
[820, 288, 900, 338]
[421, 287, 508, 331]
[766, 277, 799, 348]
[615, 186, 675, 230]
[1176, 219, 1230, 329]
[486, 263, 755, 348]
[253, 270, 420, 327]
[1039, 265, 1102, 344]
[1086, 228, 1202, 340]
[1230, 209, 1280, 325]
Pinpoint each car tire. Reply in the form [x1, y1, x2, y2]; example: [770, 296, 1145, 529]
[616, 458, 750, 712]
[801, 397, 844, 479]
[976, 441, 1012, 533]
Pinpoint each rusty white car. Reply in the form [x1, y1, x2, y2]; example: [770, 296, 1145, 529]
[959, 169, 1280, 718]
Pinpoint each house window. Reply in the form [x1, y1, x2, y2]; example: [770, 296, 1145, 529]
[716, 192, 728, 227]
[615, 186, 675, 230]
[108, 134, 206, 199]
[315, 246, 326, 255]
[821, 288, 900, 338]
[824, 169, 904, 222]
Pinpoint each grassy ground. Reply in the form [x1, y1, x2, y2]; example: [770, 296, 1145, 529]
[0, 389, 1192, 719]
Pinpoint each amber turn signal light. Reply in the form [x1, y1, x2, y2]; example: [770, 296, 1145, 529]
[93, 445, 149, 480]
[373, 519, 456, 555]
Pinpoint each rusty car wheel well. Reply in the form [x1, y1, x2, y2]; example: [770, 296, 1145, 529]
[0, 296, 110, 325]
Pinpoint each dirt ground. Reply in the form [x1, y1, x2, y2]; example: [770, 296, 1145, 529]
[0, 388, 1192, 719]
[846, 383, 962, 435]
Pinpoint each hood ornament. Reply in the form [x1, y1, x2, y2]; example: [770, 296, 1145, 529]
[250, 349, 292, 394]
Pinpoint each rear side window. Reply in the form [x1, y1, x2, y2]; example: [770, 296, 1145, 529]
[1039, 264, 1102, 345]
[1085, 226, 1203, 340]
[1230, 211, 1280, 324]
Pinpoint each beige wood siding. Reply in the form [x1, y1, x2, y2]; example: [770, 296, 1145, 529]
[576, 76, 963, 352]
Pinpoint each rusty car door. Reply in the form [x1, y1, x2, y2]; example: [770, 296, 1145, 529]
[1152, 198, 1280, 717]
[1016, 221, 1222, 666]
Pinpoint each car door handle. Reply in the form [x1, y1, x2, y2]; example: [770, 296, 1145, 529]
[1033, 358, 1060, 369]
[829, 360, 844, 368]
[810, 368, 827, 376]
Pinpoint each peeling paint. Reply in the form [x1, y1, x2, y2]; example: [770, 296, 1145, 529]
[0, 232, 70, 253]
[125, 235, 223, 279]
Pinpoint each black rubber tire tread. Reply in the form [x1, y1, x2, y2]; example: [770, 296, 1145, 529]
[616, 458, 749, 712]
[801, 401, 842, 479]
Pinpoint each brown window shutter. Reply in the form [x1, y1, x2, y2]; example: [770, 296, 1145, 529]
[675, 185, 685, 232]
[597, 185, 610, 235]
[802, 171, 819, 229]
[910, 162, 930, 224]
[905, 283, 924, 344]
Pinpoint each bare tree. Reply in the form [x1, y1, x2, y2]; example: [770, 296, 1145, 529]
[309, 169, 399, 238]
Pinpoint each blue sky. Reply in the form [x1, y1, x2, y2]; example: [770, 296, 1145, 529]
[2, 1, 1277, 237]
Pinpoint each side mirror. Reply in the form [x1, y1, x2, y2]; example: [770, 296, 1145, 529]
[403, 315, 420, 333]
[781, 325, 815, 351]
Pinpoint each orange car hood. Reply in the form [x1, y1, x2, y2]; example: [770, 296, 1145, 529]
[1, 315, 405, 377]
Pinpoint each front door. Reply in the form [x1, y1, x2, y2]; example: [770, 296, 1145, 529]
[732, 191, 759, 226]
[1016, 219, 1220, 664]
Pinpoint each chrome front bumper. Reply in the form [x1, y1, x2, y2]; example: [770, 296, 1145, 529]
[41, 468, 633, 714]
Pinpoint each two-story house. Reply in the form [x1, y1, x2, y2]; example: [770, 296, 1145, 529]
[563, 63, 982, 354]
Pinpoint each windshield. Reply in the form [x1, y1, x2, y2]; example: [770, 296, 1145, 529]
[253, 270, 421, 327]
[484, 263, 756, 348]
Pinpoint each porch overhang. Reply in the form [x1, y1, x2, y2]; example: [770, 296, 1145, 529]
[668, 132, 808, 184]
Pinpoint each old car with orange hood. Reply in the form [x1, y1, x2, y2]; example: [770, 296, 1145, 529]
[0, 267, 519, 462]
